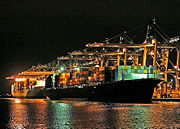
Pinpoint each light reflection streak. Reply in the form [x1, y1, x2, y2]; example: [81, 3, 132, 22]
[14, 98, 21, 104]
[9, 99, 29, 128]
[129, 105, 149, 128]
[47, 100, 73, 128]
[8, 99, 48, 129]
[72, 102, 107, 128]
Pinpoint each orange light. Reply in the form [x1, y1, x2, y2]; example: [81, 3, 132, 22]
[128, 57, 133, 60]
[152, 39, 156, 44]
[35, 80, 45, 86]
[117, 52, 123, 55]
[95, 64, 100, 68]
[15, 98, 21, 103]
[123, 48, 126, 52]
[15, 78, 26, 81]
[150, 51, 154, 55]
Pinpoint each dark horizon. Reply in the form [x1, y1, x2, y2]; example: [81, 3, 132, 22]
[1, 0, 180, 93]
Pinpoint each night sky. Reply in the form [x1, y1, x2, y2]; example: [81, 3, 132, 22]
[0, 0, 180, 93]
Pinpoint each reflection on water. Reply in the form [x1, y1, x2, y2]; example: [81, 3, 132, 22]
[47, 101, 73, 128]
[0, 98, 180, 128]
[9, 99, 48, 128]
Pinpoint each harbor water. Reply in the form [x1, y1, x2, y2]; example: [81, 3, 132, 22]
[0, 98, 180, 128]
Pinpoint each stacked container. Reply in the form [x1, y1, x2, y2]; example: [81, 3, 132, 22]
[115, 65, 163, 81]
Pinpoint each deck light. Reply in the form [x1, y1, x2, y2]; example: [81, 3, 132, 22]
[95, 64, 100, 68]
[123, 48, 126, 52]
[60, 67, 64, 71]
[15, 78, 26, 81]
[76, 67, 80, 70]
[152, 39, 156, 44]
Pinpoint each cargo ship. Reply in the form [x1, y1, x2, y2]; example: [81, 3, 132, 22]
[44, 69, 162, 103]
[6, 20, 180, 102]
